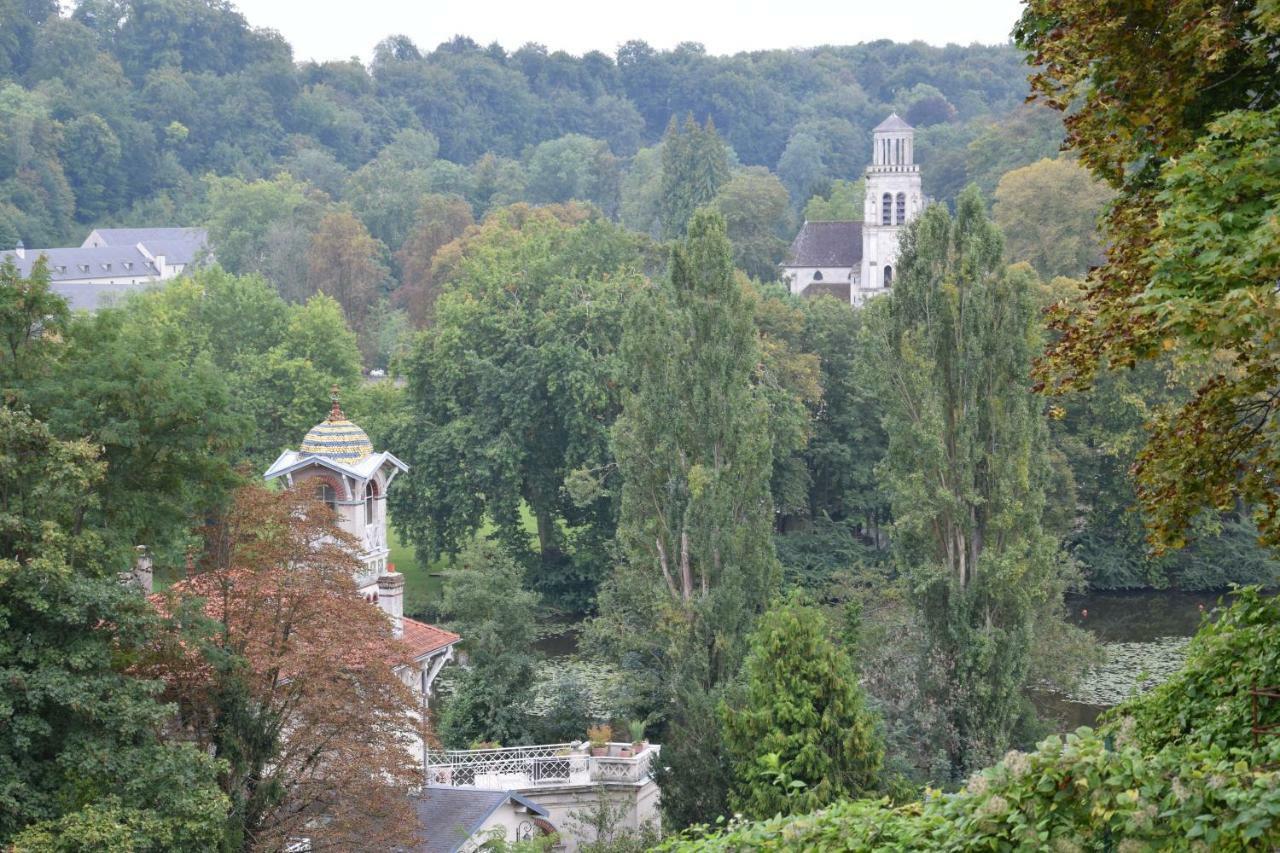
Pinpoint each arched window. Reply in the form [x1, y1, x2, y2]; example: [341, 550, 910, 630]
[883, 265, 893, 286]
[316, 482, 337, 512]
[881, 193, 893, 225]
[812, 270, 823, 281]
[364, 481, 379, 529]
[896, 192, 906, 224]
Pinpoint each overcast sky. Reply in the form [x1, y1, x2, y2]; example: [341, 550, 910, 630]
[231, 0, 1026, 63]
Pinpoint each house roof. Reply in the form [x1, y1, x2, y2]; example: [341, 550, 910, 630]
[401, 617, 460, 661]
[1, 246, 159, 281]
[874, 113, 913, 133]
[86, 227, 208, 266]
[783, 221, 863, 269]
[263, 448, 409, 484]
[411, 788, 550, 853]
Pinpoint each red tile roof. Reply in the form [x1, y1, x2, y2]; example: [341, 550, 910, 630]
[401, 617, 460, 661]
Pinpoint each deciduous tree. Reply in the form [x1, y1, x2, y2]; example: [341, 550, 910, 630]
[0, 406, 227, 850]
[993, 157, 1111, 281]
[151, 483, 424, 852]
[870, 188, 1070, 776]
[593, 210, 778, 826]
[1016, 0, 1280, 550]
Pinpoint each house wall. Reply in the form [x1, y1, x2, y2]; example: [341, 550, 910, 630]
[783, 265, 854, 296]
[514, 779, 660, 852]
[458, 804, 546, 852]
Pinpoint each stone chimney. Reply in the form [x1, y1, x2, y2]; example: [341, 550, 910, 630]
[378, 571, 404, 638]
[14, 240, 23, 260]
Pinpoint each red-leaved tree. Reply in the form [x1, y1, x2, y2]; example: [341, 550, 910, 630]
[146, 483, 424, 852]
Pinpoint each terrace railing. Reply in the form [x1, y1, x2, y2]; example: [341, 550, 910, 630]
[426, 742, 659, 789]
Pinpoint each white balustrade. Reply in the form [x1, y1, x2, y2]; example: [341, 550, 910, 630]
[426, 743, 659, 789]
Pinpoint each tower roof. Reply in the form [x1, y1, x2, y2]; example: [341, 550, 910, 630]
[874, 113, 913, 133]
[299, 386, 373, 463]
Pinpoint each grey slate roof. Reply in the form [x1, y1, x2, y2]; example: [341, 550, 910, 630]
[784, 220, 863, 268]
[85, 227, 209, 266]
[411, 787, 550, 853]
[0, 246, 158, 282]
[874, 113, 913, 132]
[53, 280, 162, 312]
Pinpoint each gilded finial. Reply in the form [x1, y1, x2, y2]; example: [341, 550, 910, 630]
[328, 384, 343, 421]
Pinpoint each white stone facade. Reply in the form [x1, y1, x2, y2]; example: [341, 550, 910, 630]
[858, 114, 923, 305]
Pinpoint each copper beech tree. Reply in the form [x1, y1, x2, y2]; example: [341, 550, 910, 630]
[146, 483, 425, 852]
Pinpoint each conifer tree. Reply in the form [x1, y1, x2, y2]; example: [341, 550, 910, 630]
[659, 115, 731, 239]
[722, 594, 883, 819]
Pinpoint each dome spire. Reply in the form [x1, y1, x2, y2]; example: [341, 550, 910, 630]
[328, 384, 344, 422]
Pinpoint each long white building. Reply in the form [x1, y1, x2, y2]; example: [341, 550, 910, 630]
[1, 226, 209, 311]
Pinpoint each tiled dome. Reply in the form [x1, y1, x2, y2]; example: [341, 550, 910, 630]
[300, 388, 373, 463]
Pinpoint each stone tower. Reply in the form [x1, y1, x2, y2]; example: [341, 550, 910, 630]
[858, 113, 923, 305]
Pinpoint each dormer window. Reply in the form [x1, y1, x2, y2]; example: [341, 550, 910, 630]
[77, 263, 90, 273]
[101, 263, 111, 271]
[122, 261, 133, 270]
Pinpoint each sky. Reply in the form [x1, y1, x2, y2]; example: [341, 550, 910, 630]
[231, 0, 1026, 63]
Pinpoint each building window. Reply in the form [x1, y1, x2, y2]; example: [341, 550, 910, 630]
[812, 270, 823, 281]
[884, 265, 893, 287]
[316, 482, 337, 512]
[881, 193, 893, 225]
[365, 482, 379, 529]
[896, 192, 906, 224]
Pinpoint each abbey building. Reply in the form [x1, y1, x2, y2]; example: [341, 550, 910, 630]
[782, 113, 924, 305]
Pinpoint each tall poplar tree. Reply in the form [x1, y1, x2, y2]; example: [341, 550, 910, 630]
[593, 210, 778, 826]
[870, 187, 1063, 776]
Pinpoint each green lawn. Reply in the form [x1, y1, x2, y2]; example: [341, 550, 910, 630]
[390, 507, 540, 617]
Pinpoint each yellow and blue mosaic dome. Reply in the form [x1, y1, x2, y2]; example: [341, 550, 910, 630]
[300, 388, 374, 463]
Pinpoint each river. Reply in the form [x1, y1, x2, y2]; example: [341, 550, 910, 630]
[531, 588, 1234, 731]
[1033, 588, 1229, 730]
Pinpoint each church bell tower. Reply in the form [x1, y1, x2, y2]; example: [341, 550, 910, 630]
[858, 113, 923, 304]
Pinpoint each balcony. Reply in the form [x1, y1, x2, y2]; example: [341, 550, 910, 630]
[425, 742, 660, 790]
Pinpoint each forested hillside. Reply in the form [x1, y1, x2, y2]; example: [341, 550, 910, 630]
[0, 2, 1055, 264]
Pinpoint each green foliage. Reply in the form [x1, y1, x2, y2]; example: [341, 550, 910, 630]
[24, 305, 247, 565]
[669, 588, 1280, 851]
[1020, 0, 1280, 552]
[395, 206, 646, 611]
[668, 734, 1280, 851]
[712, 167, 790, 281]
[594, 210, 778, 828]
[659, 115, 730, 239]
[0, 258, 68, 388]
[802, 179, 865, 222]
[721, 595, 883, 819]
[525, 134, 621, 217]
[0, 407, 227, 849]
[438, 538, 540, 747]
[993, 157, 1112, 280]
[1104, 586, 1280, 754]
[797, 296, 888, 535]
[871, 188, 1073, 776]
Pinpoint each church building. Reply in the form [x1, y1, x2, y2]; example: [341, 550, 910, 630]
[782, 113, 924, 305]
[264, 389, 459, 705]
